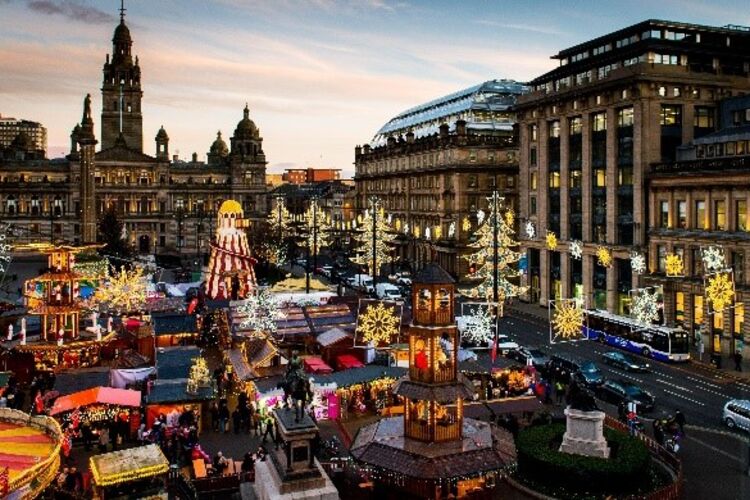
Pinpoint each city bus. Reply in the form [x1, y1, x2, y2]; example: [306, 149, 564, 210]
[584, 309, 690, 363]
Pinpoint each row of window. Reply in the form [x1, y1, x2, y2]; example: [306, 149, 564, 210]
[656, 245, 746, 282]
[696, 140, 750, 158]
[658, 198, 747, 232]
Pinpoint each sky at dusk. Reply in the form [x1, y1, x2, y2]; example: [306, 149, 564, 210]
[1, 0, 749, 177]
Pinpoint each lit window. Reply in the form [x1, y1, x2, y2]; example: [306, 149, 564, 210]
[595, 169, 606, 187]
[660, 105, 682, 126]
[549, 121, 560, 138]
[737, 200, 747, 231]
[569, 117, 582, 135]
[660, 200, 670, 228]
[658, 86, 667, 97]
[549, 172, 560, 188]
[618, 107, 634, 127]
[715, 200, 726, 230]
[677, 201, 687, 228]
[695, 200, 706, 229]
[592, 112, 607, 131]
[530, 172, 538, 190]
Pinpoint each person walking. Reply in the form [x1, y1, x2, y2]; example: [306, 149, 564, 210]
[98, 426, 110, 452]
[674, 410, 686, 435]
[734, 351, 743, 372]
[210, 401, 219, 432]
[232, 407, 242, 435]
[262, 416, 274, 444]
[218, 402, 230, 434]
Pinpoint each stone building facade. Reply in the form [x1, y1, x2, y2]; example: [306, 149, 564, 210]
[0, 115, 47, 154]
[516, 20, 750, 313]
[0, 9, 267, 255]
[354, 80, 525, 278]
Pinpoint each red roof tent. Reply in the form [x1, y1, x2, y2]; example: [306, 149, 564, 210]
[336, 354, 365, 370]
[50, 386, 142, 415]
[303, 357, 333, 374]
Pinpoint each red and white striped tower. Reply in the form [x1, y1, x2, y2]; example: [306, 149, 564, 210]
[205, 200, 257, 299]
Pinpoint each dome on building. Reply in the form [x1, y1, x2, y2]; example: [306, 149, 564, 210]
[113, 21, 131, 43]
[155, 125, 169, 141]
[210, 131, 229, 157]
[218, 199, 243, 216]
[234, 104, 259, 138]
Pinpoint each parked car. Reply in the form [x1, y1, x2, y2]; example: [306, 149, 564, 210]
[547, 354, 582, 382]
[508, 346, 550, 369]
[347, 274, 374, 294]
[595, 380, 655, 413]
[602, 351, 650, 372]
[573, 361, 605, 388]
[376, 283, 403, 301]
[316, 265, 333, 278]
[723, 399, 750, 431]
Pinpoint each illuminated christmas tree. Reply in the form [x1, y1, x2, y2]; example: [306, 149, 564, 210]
[352, 199, 397, 276]
[303, 198, 333, 253]
[265, 198, 293, 264]
[186, 356, 212, 395]
[461, 194, 526, 300]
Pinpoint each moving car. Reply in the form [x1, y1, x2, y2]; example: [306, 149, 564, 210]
[547, 354, 582, 381]
[376, 283, 403, 301]
[595, 380, 655, 413]
[573, 361, 605, 388]
[723, 399, 750, 431]
[347, 274, 374, 294]
[602, 351, 650, 372]
[508, 346, 550, 369]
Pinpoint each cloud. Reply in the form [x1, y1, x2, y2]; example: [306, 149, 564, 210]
[474, 19, 566, 36]
[27, 0, 115, 24]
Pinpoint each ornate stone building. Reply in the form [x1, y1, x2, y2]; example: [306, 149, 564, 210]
[0, 8, 267, 255]
[354, 80, 526, 278]
[516, 20, 750, 310]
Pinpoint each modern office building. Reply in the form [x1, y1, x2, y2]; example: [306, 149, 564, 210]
[355, 80, 526, 278]
[516, 20, 750, 312]
[0, 115, 47, 156]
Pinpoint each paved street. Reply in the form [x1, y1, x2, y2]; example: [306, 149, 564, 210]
[503, 304, 750, 500]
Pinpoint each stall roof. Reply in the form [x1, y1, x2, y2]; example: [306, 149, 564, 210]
[311, 365, 406, 387]
[304, 357, 333, 374]
[146, 378, 215, 404]
[152, 313, 197, 336]
[336, 354, 365, 370]
[156, 346, 201, 380]
[305, 304, 355, 334]
[90, 444, 169, 487]
[252, 375, 283, 394]
[0, 371, 10, 389]
[459, 354, 518, 374]
[245, 338, 277, 366]
[316, 327, 351, 347]
[52, 367, 110, 396]
[227, 348, 256, 381]
[51, 387, 142, 415]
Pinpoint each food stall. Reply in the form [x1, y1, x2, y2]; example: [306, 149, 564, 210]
[89, 444, 169, 499]
[50, 386, 142, 436]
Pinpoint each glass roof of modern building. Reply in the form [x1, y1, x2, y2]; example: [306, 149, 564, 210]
[371, 79, 528, 146]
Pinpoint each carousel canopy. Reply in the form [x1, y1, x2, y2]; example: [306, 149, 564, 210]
[90, 444, 169, 487]
[51, 387, 141, 415]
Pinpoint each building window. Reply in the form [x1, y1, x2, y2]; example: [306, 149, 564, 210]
[530, 147, 537, 166]
[549, 121, 560, 138]
[657, 245, 667, 272]
[737, 200, 747, 231]
[570, 170, 582, 188]
[617, 107, 634, 127]
[548, 172, 560, 188]
[594, 168, 606, 187]
[677, 200, 687, 228]
[694, 106, 715, 128]
[692, 247, 703, 276]
[733, 252, 744, 284]
[715, 200, 726, 230]
[569, 117, 582, 135]
[675, 292, 685, 327]
[592, 112, 607, 131]
[530, 197, 537, 215]
[695, 200, 706, 229]
[660, 200, 670, 228]
[694, 294, 704, 332]
[530, 172, 537, 190]
[660, 105, 682, 126]
[618, 166, 633, 186]
[734, 303, 744, 336]
[530, 124, 537, 141]
[658, 86, 667, 97]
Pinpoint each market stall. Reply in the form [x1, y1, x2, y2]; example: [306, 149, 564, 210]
[89, 444, 169, 500]
[152, 313, 198, 348]
[335, 354, 364, 371]
[50, 386, 142, 436]
[459, 355, 531, 401]
[145, 378, 213, 430]
[304, 356, 333, 374]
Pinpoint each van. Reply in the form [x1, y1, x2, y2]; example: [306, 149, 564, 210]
[723, 399, 750, 431]
[376, 283, 403, 301]
[347, 274, 374, 294]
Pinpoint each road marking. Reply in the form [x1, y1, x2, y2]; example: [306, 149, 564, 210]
[618, 373, 643, 384]
[655, 379, 693, 393]
[687, 434, 747, 464]
[686, 376, 722, 389]
[661, 389, 706, 406]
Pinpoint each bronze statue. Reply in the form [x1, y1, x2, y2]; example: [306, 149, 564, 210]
[279, 351, 312, 422]
[566, 379, 599, 412]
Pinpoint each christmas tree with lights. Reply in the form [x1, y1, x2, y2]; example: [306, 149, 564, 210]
[461, 194, 526, 300]
[353, 199, 397, 276]
[265, 198, 293, 264]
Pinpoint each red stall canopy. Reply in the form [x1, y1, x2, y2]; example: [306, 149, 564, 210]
[51, 387, 142, 415]
[304, 357, 333, 374]
[336, 354, 364, 370]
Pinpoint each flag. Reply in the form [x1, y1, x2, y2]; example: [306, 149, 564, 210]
[490, 331, 498, 363]
[0, 467, 9, 496]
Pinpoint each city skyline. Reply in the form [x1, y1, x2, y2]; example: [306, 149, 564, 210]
[1, 0, 748, 177]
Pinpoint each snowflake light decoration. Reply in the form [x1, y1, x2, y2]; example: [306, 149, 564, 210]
[570, 240, 583, 260]
[550, 299, 584, 342]
[425, 227, 431, 240]
[706, 272, 734, 312]
[477, 209, 486, 226]
[631, 288, 660, 325]
[404, 222, 409, 234]
[702, 246, 726, 273]
[238, 288, 287, 338]
[525, 221, 536, 239]
[0, 223, 12, 273]
[462, 217, 471, 233]
[93, 266, 147, 312]
[358, 301, 400, 345]
[665, 253, 684, 277]
[448, 221, 456, 239]
[461, 304, 495, 345]
[546, 231, 557, 250]
[596, 246, 613, 268]
[630, 252, 646, 275]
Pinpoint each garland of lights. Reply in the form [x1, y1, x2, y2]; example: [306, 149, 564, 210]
[545, 231, 557, 251]
[665, 253, 684, 277]
[631, 288, 660, 325]
[570, 240, 582, 260]
[477, 209, 486, 226]
[596, 246, 613, 268]
[237, 288, 286, 338]
[702, 246, 725, 273]
[90, 445, 169, 487]
[186, 356, 212, 394]
[357, 301, 401, 345]
[549, 299, 584, 342]
[525, 221, 535, 239]
[706, 272, 734, 313]
[93, 266, 147, 313]
[630, 252, 646, 274]
[0, 223, 13, 274]
[461, 304, 494, 345]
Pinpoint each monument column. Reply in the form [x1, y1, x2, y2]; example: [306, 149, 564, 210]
[78, 94, 98, 244]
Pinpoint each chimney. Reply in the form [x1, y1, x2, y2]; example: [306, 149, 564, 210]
[192, 152, 198, 163]
[172, 154, 178, 162]
[439, 123, 449, 139]
[355, 145, 362, 157]
[363, 144, 371, 154]
[406, 131, 415, 144]
[455, 119, 467, 136]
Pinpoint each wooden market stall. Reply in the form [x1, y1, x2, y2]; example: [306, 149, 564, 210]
[145, 378, 214, 430]
[50, 386, 142, 436]
[89, 444, 169, 499]
[152, 313, 198, 348]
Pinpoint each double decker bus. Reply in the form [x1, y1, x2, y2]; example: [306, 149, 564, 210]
[584, 309, 690, 362]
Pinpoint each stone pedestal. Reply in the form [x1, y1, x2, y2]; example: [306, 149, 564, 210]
[252, 408, 339, 500]
[558, 408, 610, 459]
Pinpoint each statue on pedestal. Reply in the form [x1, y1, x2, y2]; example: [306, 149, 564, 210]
[566, 379, 598, 412]
[279, 351, 312, 422]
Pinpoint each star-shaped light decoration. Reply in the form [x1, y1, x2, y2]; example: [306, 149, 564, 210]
[596, 246, 613, 268]
[477, 209, 486, 226]
[702, 246, 726, 273]
[448, 221, 456, 239]
[93, 266, 147, 313]
[665, 253, 684, 277]
[630, 252, 646, 275]
[570, 240, 583, 260]
[358, 301, 401, 345]
[550, 299, 584, 343]
[546, 231, 557, 250]
[238, 288, 287, 339]
[706, 272, 734, 313]
[525, 221, 536, 239]
[631, 288, 660, 325]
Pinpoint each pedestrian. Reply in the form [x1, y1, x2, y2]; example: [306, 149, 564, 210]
[98, 426, 110, 452]
[262, 417, 274, 444]
[554, 381, 564, 404]
[219, 402, 230, 434]
[674, 410, 686, 435]
[232, 407, 242, 434]
[698, 339, 705, 362]
[734, 351, 743, 372]
[81, 421, 93, 451]
[210, 401, 219, 432]
[653, 420, 664, 446]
